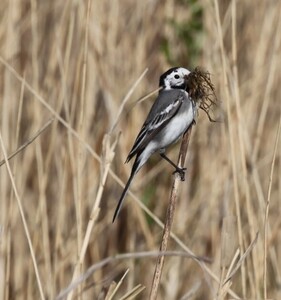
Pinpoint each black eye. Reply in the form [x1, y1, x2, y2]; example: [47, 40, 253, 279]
[174, 74, 180, 79]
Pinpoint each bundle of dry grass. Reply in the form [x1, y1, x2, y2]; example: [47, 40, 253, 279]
[187, 67, 219, 122]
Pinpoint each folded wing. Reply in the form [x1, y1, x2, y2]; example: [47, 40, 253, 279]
[126, 91, 185, 162]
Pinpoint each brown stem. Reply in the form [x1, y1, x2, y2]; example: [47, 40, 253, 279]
[149, 127, 193, 300]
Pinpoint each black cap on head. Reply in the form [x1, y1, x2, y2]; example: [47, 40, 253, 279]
[159, 67, 180, 87]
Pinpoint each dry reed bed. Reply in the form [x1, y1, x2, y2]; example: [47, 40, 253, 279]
[0, 0, 280, 299]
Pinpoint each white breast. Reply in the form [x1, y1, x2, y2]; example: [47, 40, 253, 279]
[159, 102, 194, 148]
[135, 96, 195, 173]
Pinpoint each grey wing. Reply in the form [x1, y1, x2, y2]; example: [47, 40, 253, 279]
[126, 90, 185, 162]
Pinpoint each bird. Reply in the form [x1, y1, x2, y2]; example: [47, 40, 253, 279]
[112, 67, 196, 222]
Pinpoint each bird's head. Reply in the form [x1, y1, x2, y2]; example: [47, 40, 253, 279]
[159, 67, 191, 90]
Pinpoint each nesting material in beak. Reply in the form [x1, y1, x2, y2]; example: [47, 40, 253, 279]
[186, 67, 220, 122]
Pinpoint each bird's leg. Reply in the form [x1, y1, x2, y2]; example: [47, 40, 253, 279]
[160, 153, 186, 181]
[160, 153, 180, 169]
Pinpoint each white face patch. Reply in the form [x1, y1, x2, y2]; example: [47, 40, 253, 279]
[164, 68, 191, 89]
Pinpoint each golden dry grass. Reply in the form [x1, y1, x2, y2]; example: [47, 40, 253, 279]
[0, 0, 280, 299]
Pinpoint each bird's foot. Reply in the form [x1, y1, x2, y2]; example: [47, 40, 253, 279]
[173, 167, 187, 181]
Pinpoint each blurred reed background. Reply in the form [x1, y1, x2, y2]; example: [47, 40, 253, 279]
[0, 0, 280, 299]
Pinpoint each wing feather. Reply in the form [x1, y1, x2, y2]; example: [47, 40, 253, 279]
[126, 92, 184, 162]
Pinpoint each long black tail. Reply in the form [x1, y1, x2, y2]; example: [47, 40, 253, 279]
[112, 168, 136, 223]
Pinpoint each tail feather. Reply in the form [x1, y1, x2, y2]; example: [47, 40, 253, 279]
[113, 151, 148, 223]
[112, 169, 136, 223]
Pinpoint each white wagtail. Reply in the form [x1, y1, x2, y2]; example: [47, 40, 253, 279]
[112, 67, 196, 222]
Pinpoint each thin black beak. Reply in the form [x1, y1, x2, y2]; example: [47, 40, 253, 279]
[184, 74, 189, 90]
